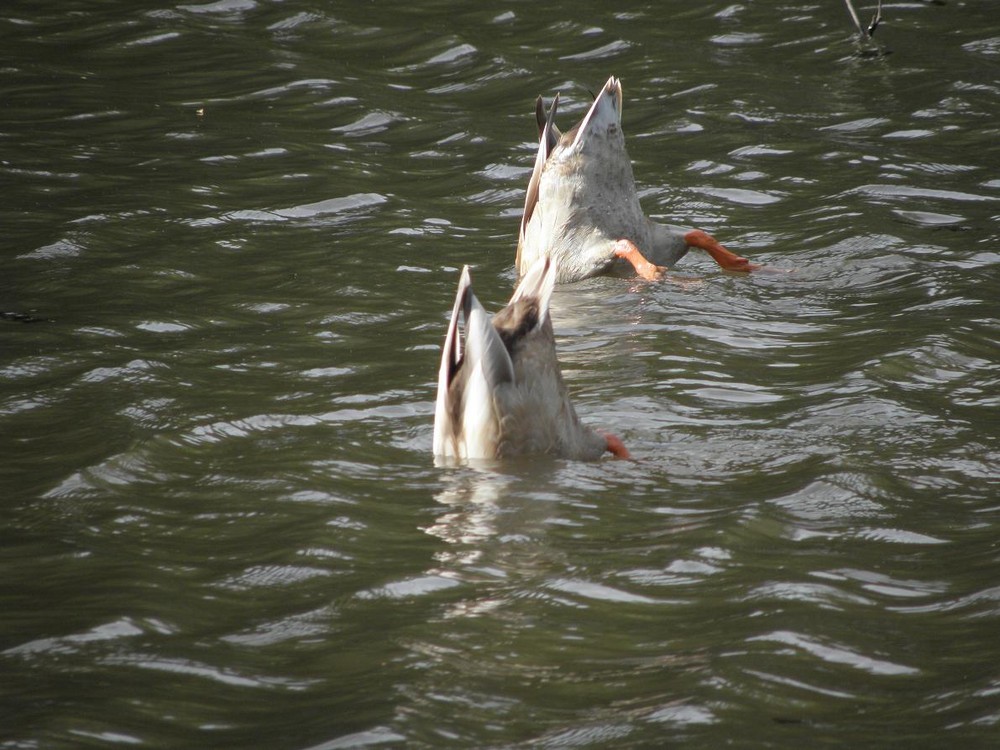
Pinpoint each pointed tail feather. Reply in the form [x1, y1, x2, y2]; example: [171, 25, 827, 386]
[570, 75, 620, 150]
[509, 256, 556, 325]
[517, 93, 560, 273]
[534, 95, 561, 150]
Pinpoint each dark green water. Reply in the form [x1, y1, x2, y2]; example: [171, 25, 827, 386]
[2, 1, 999, 747]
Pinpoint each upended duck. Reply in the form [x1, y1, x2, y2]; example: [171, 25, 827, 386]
[516, 75, 761, 283]
[434, 258, 630, 461]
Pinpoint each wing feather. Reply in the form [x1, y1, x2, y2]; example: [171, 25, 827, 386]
[433, 266, 472, 455]
[464, 293, 515, 390]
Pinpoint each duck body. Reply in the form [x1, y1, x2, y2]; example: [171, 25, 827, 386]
[517, 76, 758, 283]
[433, 259, 627, 461]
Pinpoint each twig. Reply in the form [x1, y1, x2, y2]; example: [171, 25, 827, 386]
[843, 0, 883, 40]
[867, 0, 883, 37]
[843, 0, 865, 38]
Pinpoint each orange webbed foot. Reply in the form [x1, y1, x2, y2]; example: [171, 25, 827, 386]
[612, 239, 668, 281]
[603, 433, 631, 460]
[684, 230, 762, 273]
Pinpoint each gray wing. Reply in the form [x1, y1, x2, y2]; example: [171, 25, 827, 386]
[464, 289, 515, 391]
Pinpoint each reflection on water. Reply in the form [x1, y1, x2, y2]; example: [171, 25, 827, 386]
[2, 0, 1000, 747]
[428, 467, 511, 549]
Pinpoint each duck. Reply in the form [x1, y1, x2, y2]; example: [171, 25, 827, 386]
[516, 75, 761, 283]
[433, 258, 630, 461]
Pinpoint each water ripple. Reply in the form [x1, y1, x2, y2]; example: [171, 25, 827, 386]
[4, 1, 1000, 747]
[748, 630, 920, 676]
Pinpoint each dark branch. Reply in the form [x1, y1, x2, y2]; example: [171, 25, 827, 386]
[867, 0, 883, 37]
[843, 0, 883, 40]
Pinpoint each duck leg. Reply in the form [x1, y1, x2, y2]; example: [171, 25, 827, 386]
[611, 239, 667, 281]
[683, 229, 761, 273]
[603, 432, 632, 460]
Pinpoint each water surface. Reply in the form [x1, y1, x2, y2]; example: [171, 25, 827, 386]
[2, 1, 999, 747]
